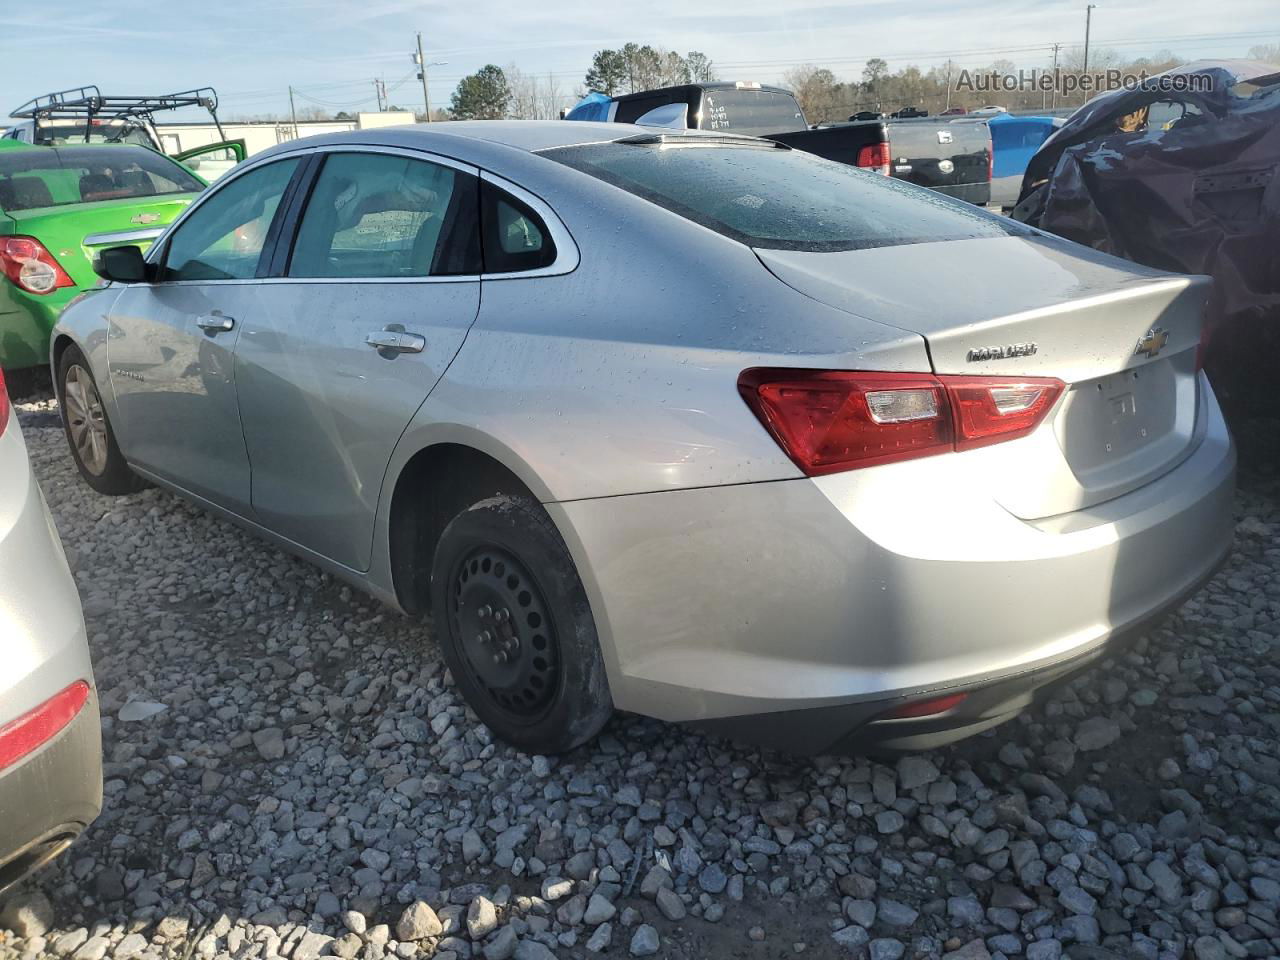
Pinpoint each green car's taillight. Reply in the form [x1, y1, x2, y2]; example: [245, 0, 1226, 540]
[0, 236, 76, 295]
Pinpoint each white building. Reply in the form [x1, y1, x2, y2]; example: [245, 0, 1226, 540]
[154, 111, 416, 158]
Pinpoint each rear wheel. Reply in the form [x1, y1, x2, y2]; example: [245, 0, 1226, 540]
[430, 495, 613, 753]
[58, 346, 147, 496]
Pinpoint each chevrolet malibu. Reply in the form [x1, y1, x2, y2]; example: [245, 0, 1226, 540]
[51, 121, 1235, 755]
[0, 368, 101, 894]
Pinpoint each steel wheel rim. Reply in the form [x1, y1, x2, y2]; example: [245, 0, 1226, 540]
[64, 365, 109, 476]
[449, 545, 561, 720]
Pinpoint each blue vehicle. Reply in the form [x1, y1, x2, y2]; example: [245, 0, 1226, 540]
[988, 114, 1062, 209]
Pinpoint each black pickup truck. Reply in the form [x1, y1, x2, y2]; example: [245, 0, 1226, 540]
[588, 82, 991, 204]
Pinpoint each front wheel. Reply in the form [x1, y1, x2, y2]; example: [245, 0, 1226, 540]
[430, 495, 613, 753]
[58, 345, 147, 496]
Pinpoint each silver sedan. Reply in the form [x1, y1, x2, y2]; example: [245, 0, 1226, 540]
[0, 372, 101, 893]
[53, 121, 1235, 754]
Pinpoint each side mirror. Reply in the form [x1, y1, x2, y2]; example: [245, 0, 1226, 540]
[93, 245, 149, 284]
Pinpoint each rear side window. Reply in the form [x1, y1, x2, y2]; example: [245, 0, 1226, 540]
[0, 144, 202, 212]
[543, 140, 1030, 252]
[481, 182, 555, 273]
[614, 94, 675, 124]
[289, 152, 481, 278]
[163, 158, 298, 281]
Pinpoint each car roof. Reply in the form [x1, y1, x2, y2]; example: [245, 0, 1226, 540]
[257, 121, 633, 158]
[247, 120, 772, 173]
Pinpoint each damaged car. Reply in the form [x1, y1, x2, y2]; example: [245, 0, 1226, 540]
[1012, 60, 1280, 412]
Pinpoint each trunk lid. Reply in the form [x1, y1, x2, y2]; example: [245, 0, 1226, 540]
[757, 234, 1210, 519]
[4, 194, 195, 288]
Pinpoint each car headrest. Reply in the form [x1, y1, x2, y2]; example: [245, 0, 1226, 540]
[0, 176, 54, 210]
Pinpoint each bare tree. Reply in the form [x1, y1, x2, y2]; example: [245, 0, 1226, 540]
[783, 64, 841, 123]
[506, 63, 541, 120]
[539, 72, 565, 120]
[1249, 43, 1280, 64]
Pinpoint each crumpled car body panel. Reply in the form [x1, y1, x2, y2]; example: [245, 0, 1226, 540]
[1013, 67, 1280, 334]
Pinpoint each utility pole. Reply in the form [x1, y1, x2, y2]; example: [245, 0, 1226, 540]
[1082, 3, 1096, 102]
[373, 78, 384, 111]
[416, 32, 431, 122]
[1049, 43, 1061, 109]
[288, 85, 299, 139]
[945, 59, 953, 111]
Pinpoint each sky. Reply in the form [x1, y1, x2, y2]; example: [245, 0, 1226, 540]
[3, 0, 1278, 119]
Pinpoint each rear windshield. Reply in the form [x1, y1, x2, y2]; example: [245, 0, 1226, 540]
[0, 144, 202, 212]
[33, 121, 155, 147]
[700, 89, 807, 135]
[543, 139, 1030, 252]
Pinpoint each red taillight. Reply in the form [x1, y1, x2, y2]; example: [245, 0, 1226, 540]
[945, 376, 1064, 451]
[0, 236, 76, 296]
[739, 369, 1065, 476]
[0, 367, 8, 438]
[0, 680, 90, 773]
[882, 692, 968, 720]
[855, 142, 892, 176]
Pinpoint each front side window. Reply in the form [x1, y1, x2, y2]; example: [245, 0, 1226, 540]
[162, 158, 298, 281]
[289, 152, 480, 278]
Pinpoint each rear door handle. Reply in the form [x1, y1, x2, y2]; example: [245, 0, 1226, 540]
[365, 330, 426, 354]
[195, 314, 235, 333]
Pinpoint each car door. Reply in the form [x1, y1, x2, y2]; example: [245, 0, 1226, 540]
[233, 147, 482, 570]
[106, 156, 303, 511]
[174, 140, 248, 183]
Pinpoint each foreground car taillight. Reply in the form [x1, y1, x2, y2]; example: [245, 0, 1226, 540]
[0, 680, 90, 773]
[739, 369, 1065, 475]
[855, 142, 892, 176]
[0, 236, 76, 295]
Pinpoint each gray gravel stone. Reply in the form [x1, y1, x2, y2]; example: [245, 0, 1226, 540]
[397, 901, 444, 941]
[629, 924, 659, 957]
[468, 896, 498, 940]
[0, 892, 53, 939]
[484, 927, 518, 960]
[655, 887, 685, 921]
[583, 894, 616, 926]
[585, 923, 611, 953]
[869, 939, 905, 960]
[1074, 716, 1121, 751]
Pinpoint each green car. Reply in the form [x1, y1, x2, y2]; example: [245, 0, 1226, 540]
[0, 140, 209, 371]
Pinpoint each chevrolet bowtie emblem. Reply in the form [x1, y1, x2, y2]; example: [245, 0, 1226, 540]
[1135, 326, 1169, 359]
[131, 213, 161, 224]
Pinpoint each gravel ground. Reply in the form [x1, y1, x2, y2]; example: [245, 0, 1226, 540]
[3, 394, 1280, 960]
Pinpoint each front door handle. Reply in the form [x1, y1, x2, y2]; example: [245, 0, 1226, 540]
[365, 330, 426, 354]
[196, 314, 235, 333]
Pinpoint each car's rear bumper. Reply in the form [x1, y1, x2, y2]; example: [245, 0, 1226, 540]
[0, 411, 101, 893]
[0, 689, 101, 895]
[693, 545, 1226, 753]
[0, 286, 67, 371]
[551, 376, 1236, 751]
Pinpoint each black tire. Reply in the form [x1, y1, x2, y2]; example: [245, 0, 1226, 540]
[57, 345, 147, 496]
[430, 495, 613, 753]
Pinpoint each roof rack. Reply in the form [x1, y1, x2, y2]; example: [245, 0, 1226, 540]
[9, 85, 225, 143]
